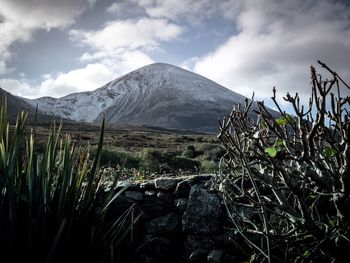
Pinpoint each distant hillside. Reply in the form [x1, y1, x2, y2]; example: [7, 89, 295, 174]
[0, 88, 52, 122]
[25, 63, 261, 132]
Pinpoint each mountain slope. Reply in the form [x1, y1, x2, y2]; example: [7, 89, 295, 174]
[0, 88, 51, 121]
[95, 63, 250, 132]
[27, 63, 256, 132]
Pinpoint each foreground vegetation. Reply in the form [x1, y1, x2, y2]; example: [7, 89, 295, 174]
[31, 122, 224, 178]
[219, 61, 350, 262]
[2, 60, 348, 262]
[0, 100, 137, 262]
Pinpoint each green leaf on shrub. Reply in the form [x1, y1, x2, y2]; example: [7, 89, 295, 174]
[265, 147, 278, 157]
[303, 250, 311, 257]
[275, 115, 294, 126]
[323, 147, 337, 159]
[329, 219, 337, 227]
[274, 139, 284, 147]
[260, 121, 267, 128]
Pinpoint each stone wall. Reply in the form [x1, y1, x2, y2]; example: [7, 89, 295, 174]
[107, 175, 246, 263]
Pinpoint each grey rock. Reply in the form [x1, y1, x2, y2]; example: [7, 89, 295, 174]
[174, 198, 187, 214]
[157, 191, 173, 203]
[144, 235, 172, 259]
[125, 191, 144, 201]
[185, 235, 215, 250]
[182, 235, 215, 260]
[140, 181, 155, 190]
[189, 249, 208, 262]
[213, 234, 225, 243]
[204, 179, 216, 191]
[223, 230, 239, 246]
[109, 195, 135, 217]
[116, 180, 139, 191]
[144, 190, 157, 197]
[207, 250, 224, 263]
[132, 255, 155, 263]
[173, 180, 191, 197]
[191, 174, 214, 183]
[182, 185, 222, 234]
[155, 177, 180, 190]
[145, 213, 179, 234]
[140, 198, 174, 218]
[222, 254, 241, 263]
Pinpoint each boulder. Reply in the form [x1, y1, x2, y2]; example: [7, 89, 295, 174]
[173, 180, 191, 197]
[174, 198, 187, 214]
[140, 181, 156, 190]
[222, 254, 241, 263]
[207, 250, 224, 263]
[144, 236, 173, 259]
[145, 213, 179, 234]
[182, 235, 215, 260]
[131, 255, 155, 263]
[140, 198, 174, 218]
[157, 191, 173, 203]
[125, 191, 144, 201]
[185, 235, 215, 250]
[182, 185, 222, 234]
[109, 195, 135, 217]
[188, 249, 208, 262]
[154, 177, 180, 191]
[144, 190, 157, 197]
[115, 180, 139, 191]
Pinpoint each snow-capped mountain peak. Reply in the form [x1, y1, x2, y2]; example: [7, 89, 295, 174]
[25, 63, 249, 132]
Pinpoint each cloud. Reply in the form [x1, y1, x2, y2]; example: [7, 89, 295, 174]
[1, 50, 154, 99]
[70, 17, 182, 74]
[37, 51, 154, 98]
[133, 0, 221, 24]
[106, 3, 122, 14]
[0, 78, 33, 97]
[69, 18, 182, 52]
[180, 57, 200, 71]
[0, 20, 32, 74]
[2, 63, 116, 98]
[131, 0, 243, 24]
[2, 14, 182, 98]
[105, 1, 146, 19]
[0, 0, 94, 74]
[0, 0, 93, 29]
[192, 0, 350, 102]
[50, 17, 182, 99]
[37, 63, 115, 98]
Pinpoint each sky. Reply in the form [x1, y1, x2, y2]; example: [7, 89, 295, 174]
[0, 0, 350, 106]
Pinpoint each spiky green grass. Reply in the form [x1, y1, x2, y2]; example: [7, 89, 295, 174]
[0, 97, 137, 262]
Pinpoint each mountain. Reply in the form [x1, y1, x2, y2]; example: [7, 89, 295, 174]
[0, 88, 51, 122]
[95, 63, 252, 132]
[25, 63, 259, 132]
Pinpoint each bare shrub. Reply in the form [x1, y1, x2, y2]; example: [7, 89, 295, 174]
[218, 61, 350, 262]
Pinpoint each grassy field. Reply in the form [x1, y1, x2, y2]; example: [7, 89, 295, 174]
[23, 121, 225, 178]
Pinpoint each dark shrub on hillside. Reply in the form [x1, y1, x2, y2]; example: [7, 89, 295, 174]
[182, 145, 197, 158]
[140, 149, 199, 174]
[169, 156, 200, 173]
[207, 147, 226, 162]
[195, 136, 205, 142]
[140, 149, 165, 172]
[92, 149, 140, 169]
